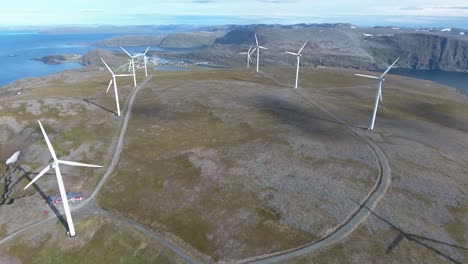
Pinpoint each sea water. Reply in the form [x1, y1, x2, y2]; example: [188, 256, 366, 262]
[0, 31, 162, 87]
[1, 31, 467, 96]
[389, 68, 468, 96]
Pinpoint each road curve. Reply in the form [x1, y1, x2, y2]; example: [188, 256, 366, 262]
[0, 76, 154, 244]
[98, 207, 202, 264]
[0, 75, 202, 264]
[89, 75, 153, 200]
[1, 71, 391, 264]
[238, 73, 392, 263]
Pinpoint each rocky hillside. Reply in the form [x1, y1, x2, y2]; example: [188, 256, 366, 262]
[94, 35, 165, 47]
[171, 24, 468, 72]
[367, 33, 468, 72]
[80, 49, 128, 67]
[159, 31, 227, 49]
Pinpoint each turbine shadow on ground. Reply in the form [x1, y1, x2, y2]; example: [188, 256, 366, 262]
[254, 70, 370, 129]
[80, 97, 118, 116]
[16, 166, 69, 233]
[1, 165, 60, 205]
[251, 94, 367, 135]
[351, 199, 467, 264]
[229, 77, 287, 88]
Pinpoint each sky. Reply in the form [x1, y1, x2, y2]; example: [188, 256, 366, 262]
[1, 0, 468, 28]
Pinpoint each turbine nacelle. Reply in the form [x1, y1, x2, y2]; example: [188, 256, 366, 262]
[285, 41, 308, 57]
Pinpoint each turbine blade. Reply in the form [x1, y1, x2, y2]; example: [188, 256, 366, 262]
[24, 165, 51, 190]
[355, 74, 380, 80]
[58, 160, 102, 168]
[238, 52, 248, 55]
[380, 57, 400, 78]
[120, 46, 132, 57]
[115, 74, 135, 77]
[248, 44, 252, 53]
[100, 58, 114, 75]
[249, 48, 257, 55]
[285, 51, 298, 56]
[298, 41, 308, 54]
[259, 46, 268, 50]
[106, 79, 112, 94]
[144, 46, 150, 54]
[38, 120, 57, 161]
[255, 34, 259, 46]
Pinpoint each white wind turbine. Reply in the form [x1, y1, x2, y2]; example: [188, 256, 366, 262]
[120, 47, 138, 87]
[254, 34, 268, 72]
[355, 57, 400, 130]
[285, 41, 308, 89]
[238, 44, 256, 69]
[136, 46, 151, 77]
[24, 120, 102, 237]
[101, 58, 134, 116]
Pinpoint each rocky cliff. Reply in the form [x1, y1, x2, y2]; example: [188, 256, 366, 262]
[170, 25, 468, 72]
[368, 33, 468, 72]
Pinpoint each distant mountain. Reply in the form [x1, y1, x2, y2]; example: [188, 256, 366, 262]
[159, 31, 227, 49]
[80, 49, 127, 67]
[85, 23, 468, 72]
[367, 33, 468, 72]
[39, 25, 202, 35]
[94, 35, 165, 47]
[170, 24, 468, 72]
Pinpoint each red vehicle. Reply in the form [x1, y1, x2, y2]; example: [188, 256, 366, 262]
[47, 192, 83, 205]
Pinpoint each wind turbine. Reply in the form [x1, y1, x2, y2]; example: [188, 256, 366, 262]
[136, 46, 151, 77]
[254, 34, 268, 72]
[24, 120, 102, 237]
[120, 47, 138, 87]
[100, 58, 134, 116]
[285, 41, 308, 89]
[355, 58, 400, 130]
[238, 44, 256, 69]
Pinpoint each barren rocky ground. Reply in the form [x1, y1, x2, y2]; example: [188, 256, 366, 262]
[0, 66, 466, 263]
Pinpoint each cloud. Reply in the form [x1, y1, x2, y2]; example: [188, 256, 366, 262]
[80, 9, 105, 13]
[400, 7, 424, 11]
[436, 6, 468, 10]
[256, 0, 296, 3]
[190, 0, 215, 3]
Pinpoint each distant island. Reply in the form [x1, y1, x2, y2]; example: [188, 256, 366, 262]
[33, 54, 82, 65]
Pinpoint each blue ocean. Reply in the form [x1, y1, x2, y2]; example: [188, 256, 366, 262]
[0, 30, 467, 96]
[0, 31, 163, 87]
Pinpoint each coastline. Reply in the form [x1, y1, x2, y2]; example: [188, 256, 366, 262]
[2, 65, 467, 100]
[32, 54, 83, 65]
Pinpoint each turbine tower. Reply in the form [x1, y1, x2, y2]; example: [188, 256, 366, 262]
[100, 58, 134, 116]
[254, 34, 268, 72]
[238, 44, 256, 69]
[24, 120, 102, 237]
[120, 47, 138, 87]
[355, 58, 400, 130]
[285, 41, 308, 89]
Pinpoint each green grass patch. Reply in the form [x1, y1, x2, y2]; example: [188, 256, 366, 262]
[5, 216, 184, 264]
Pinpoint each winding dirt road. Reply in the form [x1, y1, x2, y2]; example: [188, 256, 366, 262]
[1, 71, 391, 264]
